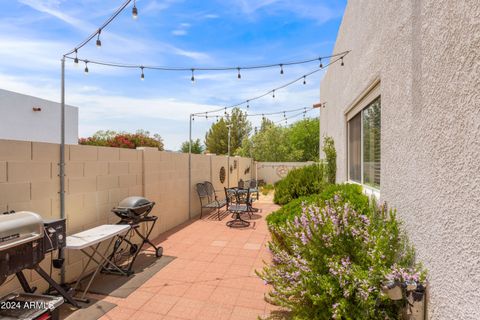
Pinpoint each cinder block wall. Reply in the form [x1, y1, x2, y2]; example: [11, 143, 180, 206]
[0, 139, 252, 295]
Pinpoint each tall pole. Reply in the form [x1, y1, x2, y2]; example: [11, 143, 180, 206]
[188, 114, 192, 219]
[59, 57, 66, 284]
[227, 124, 231, 187]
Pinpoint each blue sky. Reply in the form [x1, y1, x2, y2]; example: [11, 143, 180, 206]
[0, 0, 346, 150]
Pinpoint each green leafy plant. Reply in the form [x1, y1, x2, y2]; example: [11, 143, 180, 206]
[258, 195, 424, 319]
[273, 165, 325, 205]
[261, 184, 275, 196]
[267, 184, 369, 228]
[323, 136, 337, 184]
[79, 130, 164, 150]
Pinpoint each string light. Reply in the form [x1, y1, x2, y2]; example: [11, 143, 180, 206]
[246, 100, 250, 109]
[140, 66, 144, 80]
[84, 61, 89, 74]
[280, 64, 284, 75]
[272, 90, 275, 98]
[73, 49, 79, 65]
[319, 58, 323, 68]
[132, 0, 138, 19]
[341, 57, 344, 66]
[96, 29, 102, 47]
[303, 76, 306, 85]
[191, 69, 195, 83]
[237, 68, 241, 79]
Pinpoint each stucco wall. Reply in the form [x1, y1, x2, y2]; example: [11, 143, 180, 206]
[0, 89, 78, 144]
[320, 1, 480, 319]
[0, 139, 252, 296]
[256, 162, 316, 184]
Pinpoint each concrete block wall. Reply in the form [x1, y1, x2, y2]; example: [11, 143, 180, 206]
[0, 139, 252, 296]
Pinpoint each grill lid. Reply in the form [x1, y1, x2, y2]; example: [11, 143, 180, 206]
[117, 196, 152, 209]
[0, 211, 43, 251]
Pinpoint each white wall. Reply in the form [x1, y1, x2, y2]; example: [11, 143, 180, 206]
[0, 89, 78, 144]
[320, 1, 480, 319]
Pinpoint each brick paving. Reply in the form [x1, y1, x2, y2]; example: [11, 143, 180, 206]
[95, 195, 281, 320]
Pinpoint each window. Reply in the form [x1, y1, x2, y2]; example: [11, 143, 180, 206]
[348, 97, 381, 189]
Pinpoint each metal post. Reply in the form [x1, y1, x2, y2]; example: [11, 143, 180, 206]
[59, 57, 66, 284]
[227, 124, 231, 187]
[188, 114, 192, 219]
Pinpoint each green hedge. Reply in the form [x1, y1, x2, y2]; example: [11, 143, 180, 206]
[273, 164, 325, 205]
[267, 183, 369, 228]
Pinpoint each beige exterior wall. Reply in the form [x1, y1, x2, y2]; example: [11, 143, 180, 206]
[256, 162, 316, 185]
[320, 1, 480, 319]
[0, 139, 252, 296]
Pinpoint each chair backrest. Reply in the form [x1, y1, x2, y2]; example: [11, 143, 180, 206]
[224, 187, 238, 206]
[196, 183, 208, 200]
[238, 179, 244, 189]
[248, 179, 257, 188]
[237, 187, 251, 204]
[204, 181, 216, 201]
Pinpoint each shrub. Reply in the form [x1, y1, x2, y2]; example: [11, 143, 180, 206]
[323, 136, 337, 184]
[79, 130, 164, 150]
[261, 184, 274, 196]
[258, 196, 424, 319]
[267, 183, 369, 228]
[273, 165, 325, 205]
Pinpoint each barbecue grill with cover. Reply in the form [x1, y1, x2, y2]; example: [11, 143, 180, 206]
[104, 197, 163, 275]
[0, 211, 78, 307]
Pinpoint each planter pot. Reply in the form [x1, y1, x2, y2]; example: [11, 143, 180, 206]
[383, 282, 403, 300]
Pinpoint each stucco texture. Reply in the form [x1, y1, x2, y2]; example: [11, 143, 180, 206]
[320, 1, 480, 319]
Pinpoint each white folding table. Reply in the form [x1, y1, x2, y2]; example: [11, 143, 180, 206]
[66, 224, 130, 301]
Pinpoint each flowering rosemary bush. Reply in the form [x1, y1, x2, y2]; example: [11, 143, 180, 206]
[258, 196, 423, 319]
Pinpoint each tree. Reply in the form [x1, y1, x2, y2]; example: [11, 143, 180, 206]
[204, 108, 251, 155]
[287, 118, 320, 161]
[180, 139, 204, 154]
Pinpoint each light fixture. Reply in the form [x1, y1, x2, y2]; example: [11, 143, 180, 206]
[191, 69, 195, 83]
[280, 64, 284, 75]
[73, 49, 79, 66]
[192, 116, 195, 121]
[246, 100, 249, 109]
[341, 57, 344, 66]
[96, 29, 102, 47]
[140, 66, 144, 80]
[237, 68, 241, 79]
[319, 58, 323, 68]
[84, 61, 89, 74]
[132, 0, 138, 19]
[272, 90, 275, 98]
[303, 76, 306, 85]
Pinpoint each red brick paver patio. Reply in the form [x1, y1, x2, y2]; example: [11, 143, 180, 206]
[97, 196, 281, 320]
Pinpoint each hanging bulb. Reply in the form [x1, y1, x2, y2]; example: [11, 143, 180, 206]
[206, 115, 208, 119]
[319, 58, 323, 68]
[192, 116, 195, 121]
[272, 90, 275, 98]
[191, 69, 195, 83]
[246, 100, 250, 109]
[73, 49, 79, 66]
[283, 112, 286, 118]
[341, 57, 344, 66]
[140, 66, 145, 80]
[96, 29, 102, 47]
[224, 107, 227, 116]
[84, 61, 89, 74]
[132, 0, 138, 19]
[303, 76, 306, 85]
[237, 68, 241, 79]
[280, 64, 284, 75]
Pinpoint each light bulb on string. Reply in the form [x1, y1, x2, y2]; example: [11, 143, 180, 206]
[96, 29, 102, 47]
[303, 76, 306, 85]
[246, 100, 250, 109]
[319, 58, 323, 68]
[272, 90, 275, 98]
[341, 57, 344, 66]
[192, 116, 195, 121]
[84, 61, 89, 74]
[224, 107, 227, 116]
[140, 66, 144, 80]
[73, 49, 79, 66]
[237, 68, 241, 79]
[191, 69, 195, 83]
[280, 64, 284, 75]
[132, 0, 138, 19]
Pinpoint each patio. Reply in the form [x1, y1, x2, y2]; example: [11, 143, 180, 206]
[83, 195, 281, 320]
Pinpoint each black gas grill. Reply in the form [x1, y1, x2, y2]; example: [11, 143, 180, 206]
[104, 197, 163, 275]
